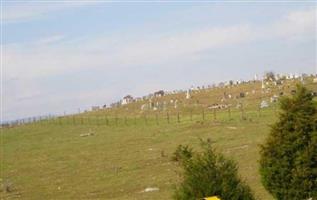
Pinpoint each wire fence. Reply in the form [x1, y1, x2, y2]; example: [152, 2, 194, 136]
[1, 105, 278, 128]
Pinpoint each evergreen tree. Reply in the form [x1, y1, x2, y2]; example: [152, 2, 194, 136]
[260, 84, 317, 200]
[174, 141, 255, 200]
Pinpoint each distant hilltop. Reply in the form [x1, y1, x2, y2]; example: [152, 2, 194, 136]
[94, 72, 317, 110]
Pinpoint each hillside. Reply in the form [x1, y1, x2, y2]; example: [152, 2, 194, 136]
[1, 76, 317, 200]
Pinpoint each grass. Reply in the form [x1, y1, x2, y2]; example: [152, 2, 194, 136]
[1, 78, 316, 200]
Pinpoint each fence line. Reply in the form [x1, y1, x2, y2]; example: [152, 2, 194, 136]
[1, 105, 278, 129]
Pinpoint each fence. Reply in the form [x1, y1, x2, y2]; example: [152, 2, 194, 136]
[2, 105, 278, 128]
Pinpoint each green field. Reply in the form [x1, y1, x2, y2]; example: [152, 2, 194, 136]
[1, 79, 316, 200]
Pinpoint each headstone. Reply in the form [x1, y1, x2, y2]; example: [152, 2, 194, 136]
[270, 95, 278, 103]
[186, 90, 191, 99]
[260, 100, 269, 108]
[261, 80, 265, 89]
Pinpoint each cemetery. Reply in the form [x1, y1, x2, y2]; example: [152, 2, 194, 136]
[1, 74, 316, 200]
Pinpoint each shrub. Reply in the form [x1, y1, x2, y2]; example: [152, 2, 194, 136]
[173, 141, 255, 200]
[171, 144, 193, 162]
[260, 84, 317, 200]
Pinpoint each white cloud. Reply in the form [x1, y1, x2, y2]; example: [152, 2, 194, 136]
[270, 8, 316, 40]
[4, 8, 316, 81]
[3, 24, 252, 81]
[35, 34, 66, 45]
[2, 1, 102, 23]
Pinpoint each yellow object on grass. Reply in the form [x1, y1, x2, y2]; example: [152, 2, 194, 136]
[202, 196, 221, 200]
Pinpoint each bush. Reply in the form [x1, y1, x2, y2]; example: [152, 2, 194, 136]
[260, 84, 317, 200]
[171, 145, 193, 162]
[173, 141, 255, 200]
[264, 71, 276, 81]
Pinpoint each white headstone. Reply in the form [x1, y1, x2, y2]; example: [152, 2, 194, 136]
[260, 100, 269, 108]
[261, 80, 265, 89]
[186, 90, 191, 99]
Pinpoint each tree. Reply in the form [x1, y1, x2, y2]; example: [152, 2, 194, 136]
[173, 140, 255, 200]
[171, 145, 193, 162]
[264, 71, 276, 81]
[259, 84, 317, 200]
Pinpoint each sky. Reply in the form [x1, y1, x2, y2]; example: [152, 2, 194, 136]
[1, 0, 317, 121]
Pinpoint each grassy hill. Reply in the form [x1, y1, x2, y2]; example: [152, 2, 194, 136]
[1, 77, 316, 200]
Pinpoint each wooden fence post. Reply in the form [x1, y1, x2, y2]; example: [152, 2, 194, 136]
[190, 110, 193, 121]
[240, 104, 245, 120]
[202, 109, 205, 121]
[177, 112, 180, 123]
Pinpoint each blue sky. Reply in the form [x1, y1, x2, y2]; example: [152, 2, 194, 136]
[2, 1, 317, 121]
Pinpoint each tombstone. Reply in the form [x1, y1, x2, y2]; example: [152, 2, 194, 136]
[261, 80, 266, 89]
[141, 104, 148, 111]
[294, 73, 300, 79]
[186, 90, 191, 99]
[208, 104, 219, 109]
[260, 100, 269, 108]
[270, 95, 279, 103]
[174, 100, 178, 109]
